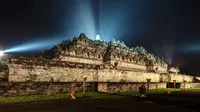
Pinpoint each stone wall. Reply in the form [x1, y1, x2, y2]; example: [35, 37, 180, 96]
[8, 64, 98, 82]
[160, 74, 170, 82]
[98, 82, 108, 93]
[0, 72, 5, 79]
[195, 77, 200, 81]
[99, 82, 200, 93]
[0, 82, 94, 97]
[170, 74, 194, 82]
[8, 56, 162, 83]
[9, 63, 162, 83]
[159, 73, 194, 83]
[98, 69, 160, 82]
[168, 67, 180, 73]
[0, 64, 8, 81]
[7, 56, 198, 95]
[60, 56, 103, 65]
[117, 62, 146, 71]
[180, 82, 200, 88]
[8, 57, 194, 83]
[153, 66, 168, 73]
[1, 82, 200, 97]
[98, 82, 167, 93]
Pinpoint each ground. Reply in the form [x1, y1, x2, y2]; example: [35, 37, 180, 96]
[0, 89, 200, 112]
[0, 98, 196, 112]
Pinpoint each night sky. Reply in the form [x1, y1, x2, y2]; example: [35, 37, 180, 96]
[0, 0, 200, 75]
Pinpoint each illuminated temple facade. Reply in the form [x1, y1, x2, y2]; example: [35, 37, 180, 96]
[52, 33, 177, 74]
[7, 33, 198, 92]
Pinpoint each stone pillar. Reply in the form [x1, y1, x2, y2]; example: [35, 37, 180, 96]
[173, 80, 176, 89]
[50, 77, 54, 85]
[92, 83, 94, 92]
[183, 80, 186, 90]
[82, 75, 87, 93]
[146, 78, 151, 91]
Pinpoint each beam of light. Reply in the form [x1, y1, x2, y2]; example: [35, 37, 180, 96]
[99, 0, 125, 42]
[76, 0, 96, 39]
[152, 40, 175, 65]
[62, 0, 147, 42]
[176, 43, 200, 53]
[63, 0, 97, 40]
[99, 0, 147, 42]
[164, 45, 174, 65]
[3, 36, 67, 53]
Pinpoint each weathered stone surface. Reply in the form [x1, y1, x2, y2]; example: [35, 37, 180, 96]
[8, 59, 194, 83]
[116, 62, 147, 70]
[98, 82, 167, 93]
[61, 56, 103, 65]
[195, 77, 200, 81]
[98, 69, 160, 82]
[180, 82, 200, 88]
[0, 82, 94, 97]
[98, 83, 108, 93]
[8, 63, 98, 82]
[168, 66, 180, 73]
[33, 33, 169, 69]
[169, 74, 193, 82]
[0, 62, 8, 80]
[4, 33, 199, 94]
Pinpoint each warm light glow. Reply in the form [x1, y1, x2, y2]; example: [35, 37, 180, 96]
[83, 75, 87, 81]
[0, 51, 4, 56]
[83, 75, 87, 78]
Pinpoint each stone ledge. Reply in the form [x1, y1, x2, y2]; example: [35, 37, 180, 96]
[8, 56, 100, 69]
[58, 54, 103, 61]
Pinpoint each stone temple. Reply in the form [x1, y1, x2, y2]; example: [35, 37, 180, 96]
[7, 33, 200, 93]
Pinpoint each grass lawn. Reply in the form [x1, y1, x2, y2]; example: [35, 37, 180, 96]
[0, 92, 126, 104]
[119, 88, 181, 96]
[1, 88, 200, 104]
[120, 88, 200, 95]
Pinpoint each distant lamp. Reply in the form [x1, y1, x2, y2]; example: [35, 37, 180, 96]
[0, 51, 4, 56]
[83, 75, 87, 81]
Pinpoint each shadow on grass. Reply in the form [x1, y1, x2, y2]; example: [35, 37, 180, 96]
[107, 90, 200, 111]
[1, 89, 200, 111]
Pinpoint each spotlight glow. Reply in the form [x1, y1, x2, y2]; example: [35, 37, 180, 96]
[3, 36, 67, 53]
[63, 0, 96, 40]
[176, 43, 200, 53]
[96, 34, 101, 40]
[0, 51, 4, 56]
